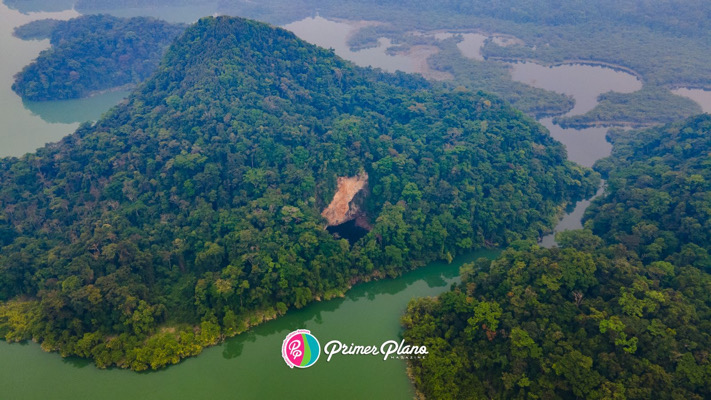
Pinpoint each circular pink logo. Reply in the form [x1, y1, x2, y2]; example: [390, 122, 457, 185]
[282, 329, 321, 368]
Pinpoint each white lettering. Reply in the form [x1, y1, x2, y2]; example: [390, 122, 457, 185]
[380, 340, 399, 360]
[288, 340, 302, 359]
[324, 340, 344, 362]
[321, 338, 426, 361]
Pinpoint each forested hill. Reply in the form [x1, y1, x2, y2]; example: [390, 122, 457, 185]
[403, 114, 711, 399]
[0, 16, 597, 370]
[12, 15, 185, 101]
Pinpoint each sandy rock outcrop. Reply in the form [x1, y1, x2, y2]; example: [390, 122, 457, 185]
[321, 172, 368, 226]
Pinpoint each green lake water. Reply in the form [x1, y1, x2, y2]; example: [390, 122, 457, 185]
[0, 3, 130, 157]
[0, 6, 671, 399]
[0, 249, 499, 400]
[0, 9, 502, 397]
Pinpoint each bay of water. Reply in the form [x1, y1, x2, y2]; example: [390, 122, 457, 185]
[0, 3, 130, 157]
[0, 10, 655, 399]
[672, 87, 711, 113]
[507, 63, 640, 243]
[285, 16, 420, 74]
[0, 249, 499, 400]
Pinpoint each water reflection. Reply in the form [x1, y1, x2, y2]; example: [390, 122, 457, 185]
[216, 249, 496, 362]
[539, 117, 611, 168]
[221, 334, 246, 360]
[62, 357, 92, 369]
[0, 3, 82, 157]
[22, 90, 130, 123]
[539, 183, 605, 247]
[501, 60, 640, 246]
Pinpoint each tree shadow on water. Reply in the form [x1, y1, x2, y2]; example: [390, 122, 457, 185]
[61, 356, 91, 369]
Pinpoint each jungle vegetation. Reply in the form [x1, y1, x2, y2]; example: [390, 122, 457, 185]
[0, 16, 597, 370]
[403, 114, 711, 399]
[224, 0, 711, 125]
[12, 14, 185, 101]
[11, 1, 709, 124]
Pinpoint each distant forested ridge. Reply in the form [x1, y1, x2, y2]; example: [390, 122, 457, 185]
[224, 0, 711, 125]
[403, 114, 711, 399]
[12, 15, 185, 101]
[9, 0, 710, 124]
[0, 16, 597, 370]
[12, 18, 61, 40]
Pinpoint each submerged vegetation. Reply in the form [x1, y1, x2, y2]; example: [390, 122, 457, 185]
[403, 115, 711, 399]
[0, 16, 597, 370]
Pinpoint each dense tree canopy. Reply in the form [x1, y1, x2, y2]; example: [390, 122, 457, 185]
[587, 114, 711, 270]
[0, 16, 596, 370]
[12, 15, 185, 101]
[404, 114, 711, 399]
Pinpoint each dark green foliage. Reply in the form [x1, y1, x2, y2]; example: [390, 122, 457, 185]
[12, 18, 61, 40]
[0, 16, 596, 370]
[586, 114, 711, 269]
[12, 15, 185, 101]
[404, 242, 711, 399]
[220, 0, 711, 90]
[220, 0, 711, 125]
[404, 115, 711, 399]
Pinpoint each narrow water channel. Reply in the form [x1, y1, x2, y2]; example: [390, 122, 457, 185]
[0, 11, 691, 399]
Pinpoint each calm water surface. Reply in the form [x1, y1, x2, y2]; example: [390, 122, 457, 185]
[0, 249, 499, 400]
[672, 88, 711, 113]
[0, 3, 129, 157]
[456, 33, 487, 60]
[285, 16, 421, 74]
[504, 54, 642, 243]
[0, 11, 655, 399]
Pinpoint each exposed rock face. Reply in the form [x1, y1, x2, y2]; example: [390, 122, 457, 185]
[321, 172, 368, 226]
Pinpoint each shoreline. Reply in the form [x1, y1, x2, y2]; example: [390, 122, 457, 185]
[487, 55, 646, 83]
[553, 119, 659, 129]
[4, 247, 498, 372]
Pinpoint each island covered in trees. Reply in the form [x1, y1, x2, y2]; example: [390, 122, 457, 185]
[12, 15, 184, 101]
[6, 0, 711, 124]
[0, 16, 597, 370]
[403, 114, 711, 399]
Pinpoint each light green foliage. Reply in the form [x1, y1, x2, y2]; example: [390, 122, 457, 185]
[403, 115, 711, 399]
[0, 16, 597, 370]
